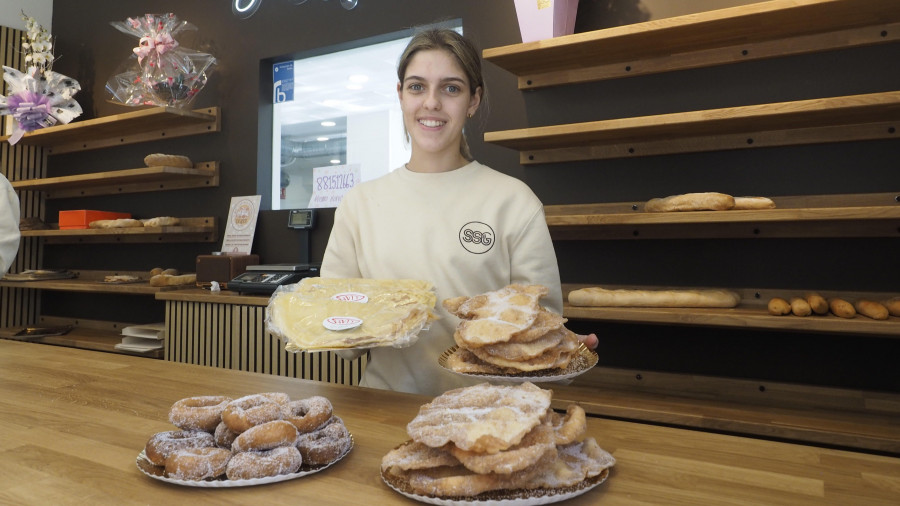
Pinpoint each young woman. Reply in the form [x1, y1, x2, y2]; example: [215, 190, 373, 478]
[321, 28, 597, 395]
[0, 173, 20, 274]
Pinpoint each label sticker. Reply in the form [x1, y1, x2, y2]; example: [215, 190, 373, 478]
[323, 316, 363, 331]
[331, 292, 369, 303]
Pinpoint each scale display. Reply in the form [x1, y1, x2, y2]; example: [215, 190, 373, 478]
[229, 264, 320, 294]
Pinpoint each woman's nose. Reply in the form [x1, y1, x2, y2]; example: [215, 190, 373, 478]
[423, 90, 441, 110]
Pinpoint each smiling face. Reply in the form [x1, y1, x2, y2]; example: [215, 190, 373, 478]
[398, 48, 481, 173]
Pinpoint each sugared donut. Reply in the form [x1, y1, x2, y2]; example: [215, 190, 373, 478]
[145, 430, 215, 466]
[168, 395, 232, 432]
[286, 396, 333, 433]
[225, 446, 303, 480]
[214, 421, 239, 449]
[294, 417, 352, 465]
[232, 420, 299, 453]
[165, 446, 233, 481]
[258, 392, 293, 417]
[222, 394, 285, 433]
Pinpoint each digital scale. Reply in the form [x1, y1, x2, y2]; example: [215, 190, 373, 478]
[228, 209, 321, 295]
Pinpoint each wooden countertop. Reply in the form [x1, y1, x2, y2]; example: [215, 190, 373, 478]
[3, 340, 898, 505]
[155, 287, 269, 306]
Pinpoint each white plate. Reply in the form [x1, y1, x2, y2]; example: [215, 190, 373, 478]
[381, 467, 609, 505]
[438, 344, 598, 383]
[136, 435, 352, 487]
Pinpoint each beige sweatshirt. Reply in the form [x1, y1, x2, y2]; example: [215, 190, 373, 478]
[320, 161, 562, 396]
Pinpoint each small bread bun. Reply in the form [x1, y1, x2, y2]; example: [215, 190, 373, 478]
[144, 153, 193, 168]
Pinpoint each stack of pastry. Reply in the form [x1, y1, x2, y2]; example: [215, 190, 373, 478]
[442, 284, 581, 375]
[381, 382, 615, 498]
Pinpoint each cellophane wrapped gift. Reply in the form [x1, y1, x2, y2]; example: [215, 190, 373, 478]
[106, 13, 216, 107]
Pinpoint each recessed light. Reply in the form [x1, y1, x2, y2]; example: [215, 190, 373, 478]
[320, 121, 336, 127]
[317, 136, 329, 142]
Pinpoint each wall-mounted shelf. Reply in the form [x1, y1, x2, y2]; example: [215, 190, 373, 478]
[1, 106, 221, 154]
[545, 192, 900, 239]
[485, 91, 900, 164]
[19, 217, 217, 244]
[562, 284, 900, 337]
[483, 0, 900, 89]
[0, 316, 163, 359]
[11, 162, 220, 198]
[0, 270, 194, 295]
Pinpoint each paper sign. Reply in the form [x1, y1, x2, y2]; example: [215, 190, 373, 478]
[273, 61, 294, 103]
[308, 164, 360, 209]
[221, 195, 261, 254]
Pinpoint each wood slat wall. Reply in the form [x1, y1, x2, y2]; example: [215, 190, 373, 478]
[0, 24, 42, 330]
[164, 300, 366, 385]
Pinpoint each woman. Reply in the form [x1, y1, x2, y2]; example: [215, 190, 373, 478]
[321, 28, 596, 395]
[0, 173, 20, 274]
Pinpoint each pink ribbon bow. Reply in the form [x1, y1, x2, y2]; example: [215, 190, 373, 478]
[133, 33, 179, 64]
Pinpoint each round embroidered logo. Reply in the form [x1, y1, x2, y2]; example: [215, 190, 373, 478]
[459, 221, 495, 254]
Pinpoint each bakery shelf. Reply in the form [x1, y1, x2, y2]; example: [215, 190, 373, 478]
[20, 217, 217, 244]
[485, 91, 900, 164]
[11, 162, 219, 198]
[0, 270, 195, 294]
[0, 316, 163, 359]
[483, 0, 900, 89]
[545, 191, 900, 239]
[0, 106, 221, 154]
[562, 284, 900, 337]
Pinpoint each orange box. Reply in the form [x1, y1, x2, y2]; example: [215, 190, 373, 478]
[59, 210, 132, 230]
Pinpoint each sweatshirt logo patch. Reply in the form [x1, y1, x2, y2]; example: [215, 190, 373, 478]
[459, 221, 495, 254]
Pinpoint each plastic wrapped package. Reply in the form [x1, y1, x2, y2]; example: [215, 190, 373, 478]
[266, 277, 438, 352]
[106, 13, 216, 107]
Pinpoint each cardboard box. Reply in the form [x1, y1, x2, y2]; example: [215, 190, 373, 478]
[59, 210, 132, 230]
[514, 0, 579, 43]
[196, 254, 260, 287]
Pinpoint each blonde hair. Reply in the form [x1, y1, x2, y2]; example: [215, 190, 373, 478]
[397, 28, 486, 160]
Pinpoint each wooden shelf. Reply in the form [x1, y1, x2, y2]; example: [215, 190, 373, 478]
[484, 91, 900, 163]
[545, 192, 900, 239]
[0, 316, 163, 358]
[562, 284, 900, 337]
[0, 270, 196, 294]
[11, 162, 219, 198]
[1, 106, 221, 154]
[20, 217, 217, 244]
[483, 0, 900, 89]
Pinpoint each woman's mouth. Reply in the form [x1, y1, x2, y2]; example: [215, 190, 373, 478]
[418, 118, 446, 128]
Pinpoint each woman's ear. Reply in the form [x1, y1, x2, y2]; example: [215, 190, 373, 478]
[468, 86, 483, 117]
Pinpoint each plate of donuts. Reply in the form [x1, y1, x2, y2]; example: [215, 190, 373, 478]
[136, 434, 353, 488]
[438, 344, 598, 384]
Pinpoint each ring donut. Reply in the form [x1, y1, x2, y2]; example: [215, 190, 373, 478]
[286, 396, 333, 433]
[145, 430, 215, 466]
[169, 395, 232, 432]
[214, 421, 240, 449]
[295, 417, 352, 465]
[222, 394, 285, 433]
[165, 446, 233, 481]
[225, 446, 303, 480]
[232, 420, 299, 452]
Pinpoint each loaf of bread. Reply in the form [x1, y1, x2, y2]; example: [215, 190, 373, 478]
[144, 153, 193, 168]
[89, 218, 144, 229]
[141, 217, 180, 227]
[149, 273, 196, 287]
[767, 298, 791, 316]
[805, 293, 829, 315]
[884, 297, 900, 317]
[568, 287, 740, 308]
[789, 297, 811, 317]
[732, 196, 776, 210]
[828, 298, 856, 319]
[855, 299, 889, 320]
[644, 192, 735, 212]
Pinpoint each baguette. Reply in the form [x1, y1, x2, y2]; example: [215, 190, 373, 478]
[767, 298, 791, 316]
[855, 299, 889, 320]
[644, 192, 735, 212]
[149, 273, 196, 287]
[89, 218, 143, 229]
[884, 297, 900, 317]
[568, 287, 740, 308]
[789, 297, 811, 317]
[828, 298, 856, 319]
[805, 293, 829, 315]
[732, 196, 776, 210]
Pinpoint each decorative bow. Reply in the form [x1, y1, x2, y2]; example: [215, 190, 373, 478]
[134, 33, 179, 64]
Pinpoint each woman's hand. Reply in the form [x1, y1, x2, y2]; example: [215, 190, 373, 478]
[578, 333, 598, 350]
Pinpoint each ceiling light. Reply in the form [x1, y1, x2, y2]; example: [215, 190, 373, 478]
[317, 137, 329, 141]
[330, 159, 341, 164]
[321, 121, 336, 127]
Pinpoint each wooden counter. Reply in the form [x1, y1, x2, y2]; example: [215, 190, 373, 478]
[1, 340, 898, 505]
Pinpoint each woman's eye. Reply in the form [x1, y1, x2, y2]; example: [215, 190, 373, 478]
[408, 83, 423, 92]
[445, 85, 460, 94]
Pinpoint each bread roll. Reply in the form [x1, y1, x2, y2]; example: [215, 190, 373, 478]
[568, 287, 740, 308]
[855, 299, 888, 320]
[89, 218, 144, 229]
[828, 298, 856, 319]
[789, 297, 811, 317]
[144, 153, 193, 168]
[767, 298, 791, 316]
[149, 273, 196, 287]
[644, 192, 735, 212]
[142, 216, 180, 227]
[805, 293, 829, 315]
[732, 196, 776, 210]
[884, 297, 900, 317]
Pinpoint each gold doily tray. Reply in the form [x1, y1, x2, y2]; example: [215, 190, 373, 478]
[438, 345, 598, 383]
[135, 435, 352, 488]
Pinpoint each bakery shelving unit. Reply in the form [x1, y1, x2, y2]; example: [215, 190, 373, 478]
[0, 106, 221, 357]
[481, 0, 900, 453]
